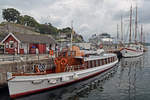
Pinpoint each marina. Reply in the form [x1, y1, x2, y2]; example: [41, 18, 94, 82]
[0, 0, 150, 100]
[0, 46, 150, 100]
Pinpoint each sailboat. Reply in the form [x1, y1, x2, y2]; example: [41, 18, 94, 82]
[121, 5, 144, 58]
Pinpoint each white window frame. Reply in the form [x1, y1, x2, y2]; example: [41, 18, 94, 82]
[6, 42, 9, 48]
[9, 41, 14, 49]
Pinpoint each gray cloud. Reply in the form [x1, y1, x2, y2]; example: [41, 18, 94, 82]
[0, 0, 149, 42]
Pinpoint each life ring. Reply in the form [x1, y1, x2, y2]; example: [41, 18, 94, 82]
[60, 58, 68, 65]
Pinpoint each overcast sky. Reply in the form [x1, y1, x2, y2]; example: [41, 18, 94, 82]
[0, 0, 149, 42]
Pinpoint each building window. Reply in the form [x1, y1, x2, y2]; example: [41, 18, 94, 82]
[6, 42, 9, 48]
[14, 42, 17, 48]
[9, 41, 14, 48]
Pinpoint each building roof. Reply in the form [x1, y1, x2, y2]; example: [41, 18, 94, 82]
[14, 33, 56, 44]
[2, 33, 57, 44]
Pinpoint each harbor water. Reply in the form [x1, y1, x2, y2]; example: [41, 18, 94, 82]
[0, 46, 150, 100]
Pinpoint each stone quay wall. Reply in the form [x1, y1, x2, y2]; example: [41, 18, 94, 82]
[0, 58, 55, 87]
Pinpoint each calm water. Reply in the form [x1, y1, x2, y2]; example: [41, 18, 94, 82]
[0, 47, 150, 100]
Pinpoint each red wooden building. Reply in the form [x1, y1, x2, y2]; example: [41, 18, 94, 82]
[1, 33, 56, 54]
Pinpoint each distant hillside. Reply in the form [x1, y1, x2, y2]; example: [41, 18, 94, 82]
[0, 22, 84, 42]
[0, 8, 84, 42]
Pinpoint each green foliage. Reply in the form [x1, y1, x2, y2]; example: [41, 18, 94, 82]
[1, 8, 84, 42]
[23, 15, 39, 27]
[59, 27, 72, 34]
[2, 8, 20, 22]
[17, 16, 25, 25]
[37, 23, 58, 35]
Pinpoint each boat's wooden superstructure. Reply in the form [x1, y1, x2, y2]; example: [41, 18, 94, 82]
[7, 46, 118, 98]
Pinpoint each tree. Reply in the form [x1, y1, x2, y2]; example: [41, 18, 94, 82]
[37, 23, 58, 35]
[23, 15, 39, 27]
[17, 16, 25, 25]
[59, 27, 72, 34]
[2, 8, 20, 22]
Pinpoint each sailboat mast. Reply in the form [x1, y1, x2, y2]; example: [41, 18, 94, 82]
[141, 25, 143, 43]
[121, 16, 123, 41]
[135, 6, 138, 42]
[117, 24, 119, 41]
[129, 5, 132, 43]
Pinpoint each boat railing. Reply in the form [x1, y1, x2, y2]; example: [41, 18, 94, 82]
[65, 64, 85, 72]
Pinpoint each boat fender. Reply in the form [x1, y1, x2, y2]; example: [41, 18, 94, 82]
[73, 73, 78, 79]
[60, 58, 68, 65]
[32, 80, 43, 84]
[48, 79, 57, 84]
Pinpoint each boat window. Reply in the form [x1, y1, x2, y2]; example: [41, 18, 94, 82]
[102, 59, 104, 65]
[72, 51, 75, 56]
[62, 52, 66, 57]
[107, 58, 109, 63]
[111, 57, 113, 62]
[96, 60, 99, 67]
[100, 59, 102, 66]
[88, 61, 91, 68]
[68, 51, 71, 56]
[105, 59, 107, 64]
[112, 57, 114, 61]
[108, 58, 110, 63]
[94, 60, 96, 67]
[92, 60, 95, 67]
[84, 61, 88, 68]
[90, 61, 93, 68]
[97, 59, 101, 66]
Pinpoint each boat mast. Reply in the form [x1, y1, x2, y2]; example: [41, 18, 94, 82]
[70, 21, 73, 51]
[121, 16, 123, 42]
[141, 25, 143, 44]
[135, 5, 138, 42]
[129, 5, 132, 43]
[117, 24, 119, 42]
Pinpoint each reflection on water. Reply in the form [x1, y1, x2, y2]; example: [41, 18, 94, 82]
[119, 56, 144, 100]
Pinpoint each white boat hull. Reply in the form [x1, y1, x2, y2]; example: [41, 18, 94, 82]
[8, 60, 118, 98]
[121, 48, 143, 58]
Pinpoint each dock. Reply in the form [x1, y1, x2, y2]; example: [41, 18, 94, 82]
[0, 54, 55, 87]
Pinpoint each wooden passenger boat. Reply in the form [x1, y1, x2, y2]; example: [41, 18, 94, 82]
[7, 46, 118, 98]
